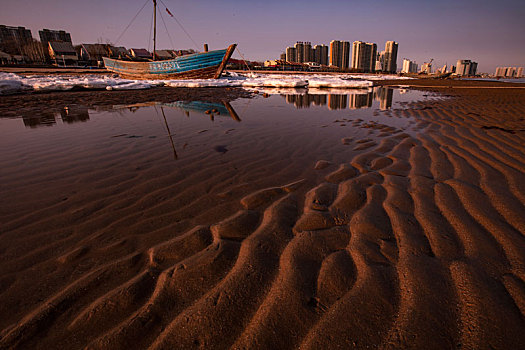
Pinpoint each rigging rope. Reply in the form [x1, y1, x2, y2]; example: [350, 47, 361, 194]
[159, 0, 200, 51]
[114, 0, 149, 46]
[234, 46, 253, 73]
[157, 5, 176, 53]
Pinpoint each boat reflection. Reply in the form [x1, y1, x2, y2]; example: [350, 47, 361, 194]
[164, 101, 241, 121]
[281, 87, 394, 111]
[152, 101, 240, 160]
[116, 100, 241, 122]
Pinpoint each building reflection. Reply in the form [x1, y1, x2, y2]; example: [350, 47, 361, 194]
[285, 94, 327, 108]
[376, 87, 393, 110]
[22, 111, 57, 128]
[22, 106, 90, 128]
[328, 94, 347, 110]
[60, 106, 90, 123]
[281, 87, 394, 111]
[349, 93, 373, 109]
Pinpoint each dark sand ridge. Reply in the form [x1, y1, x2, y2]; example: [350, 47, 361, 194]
[1, 87, 525, 349]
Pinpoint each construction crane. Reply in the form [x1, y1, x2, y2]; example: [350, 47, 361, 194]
[419, 58, 434, 74]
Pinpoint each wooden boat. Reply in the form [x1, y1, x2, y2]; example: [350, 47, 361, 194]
[103, 0, 236, 80]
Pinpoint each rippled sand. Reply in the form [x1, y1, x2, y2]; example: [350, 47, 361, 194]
[1, 88, 525, 349]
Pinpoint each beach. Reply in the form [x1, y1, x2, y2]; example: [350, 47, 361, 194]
[1, 80, 524, 349]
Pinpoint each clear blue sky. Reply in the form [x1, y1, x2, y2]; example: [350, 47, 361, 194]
[1, 0, 524, 73]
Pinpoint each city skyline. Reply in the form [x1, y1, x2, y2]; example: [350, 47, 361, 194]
[1, 0, 524, 73]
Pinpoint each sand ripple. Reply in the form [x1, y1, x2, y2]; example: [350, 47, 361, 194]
[1, 89, 525, 348]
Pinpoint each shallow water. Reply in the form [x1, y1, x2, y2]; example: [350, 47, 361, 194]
[0, 87, 436, 219]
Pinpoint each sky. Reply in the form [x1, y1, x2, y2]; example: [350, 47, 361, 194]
[1, 0, 524, 73]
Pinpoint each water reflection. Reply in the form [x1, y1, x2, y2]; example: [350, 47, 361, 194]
[19, 100, 241, 129]
[22, 111, 57, 128]
[328, 94, 347, 110]
[155, 101, 241, 160]
[165, 101, 241, 122]
[282, 87, 394, 111]
[60, 106, 90, 124]
[285, 94, 327, 108]
[22, 106, 90, 128]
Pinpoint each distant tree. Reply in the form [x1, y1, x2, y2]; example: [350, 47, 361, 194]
[20, 39, 46, 63]
[96, 37, 115, 46]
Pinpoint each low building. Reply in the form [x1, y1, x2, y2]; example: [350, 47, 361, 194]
[264, 60, 279, 67]
[0, 25, 33, 55]
[171, 49, 196, 57]
[108, 46, 129, 58]
[80, 44, 108, 65]
[39, 29, 72, 46]
[154, 50, 173, 60]
[0, 49, 27, 64]
[130, 48, 151, 59]
[48, 41, 77, 65]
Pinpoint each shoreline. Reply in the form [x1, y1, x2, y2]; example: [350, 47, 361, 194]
[1, 82, 524, 348]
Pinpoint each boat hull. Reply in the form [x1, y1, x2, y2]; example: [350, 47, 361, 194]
[103, 44, 236, 80]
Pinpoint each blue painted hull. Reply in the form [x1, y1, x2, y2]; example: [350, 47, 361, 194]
[103, 44, 236, 80]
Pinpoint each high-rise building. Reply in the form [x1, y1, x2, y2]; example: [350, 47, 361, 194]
[303, 42, 312, 63]
[495, 67, 507, 77]
[286, 47, 297, 62]
[329, 40, 350, 69]
[294, 42, 304, 63]
[351, 41, 377, 73]
[470, 62, 478, 76]
[313, 44, 328, 65]
[377, 51, 386, 71]
[39, 29, 72, 47]
[495, 66, 524, 77]
[280, 52, 286, 61]
[455, 59, 477, 76]
[383, 41, 398, 73]
[402, 58, 418, 73]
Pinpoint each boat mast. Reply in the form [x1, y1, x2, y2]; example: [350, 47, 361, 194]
[153, 0, 157, 61]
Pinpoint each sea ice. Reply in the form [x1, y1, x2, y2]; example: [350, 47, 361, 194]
[0, 71, 410, 95]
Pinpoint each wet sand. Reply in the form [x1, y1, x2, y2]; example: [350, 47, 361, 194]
[1, 86, 525, 349]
